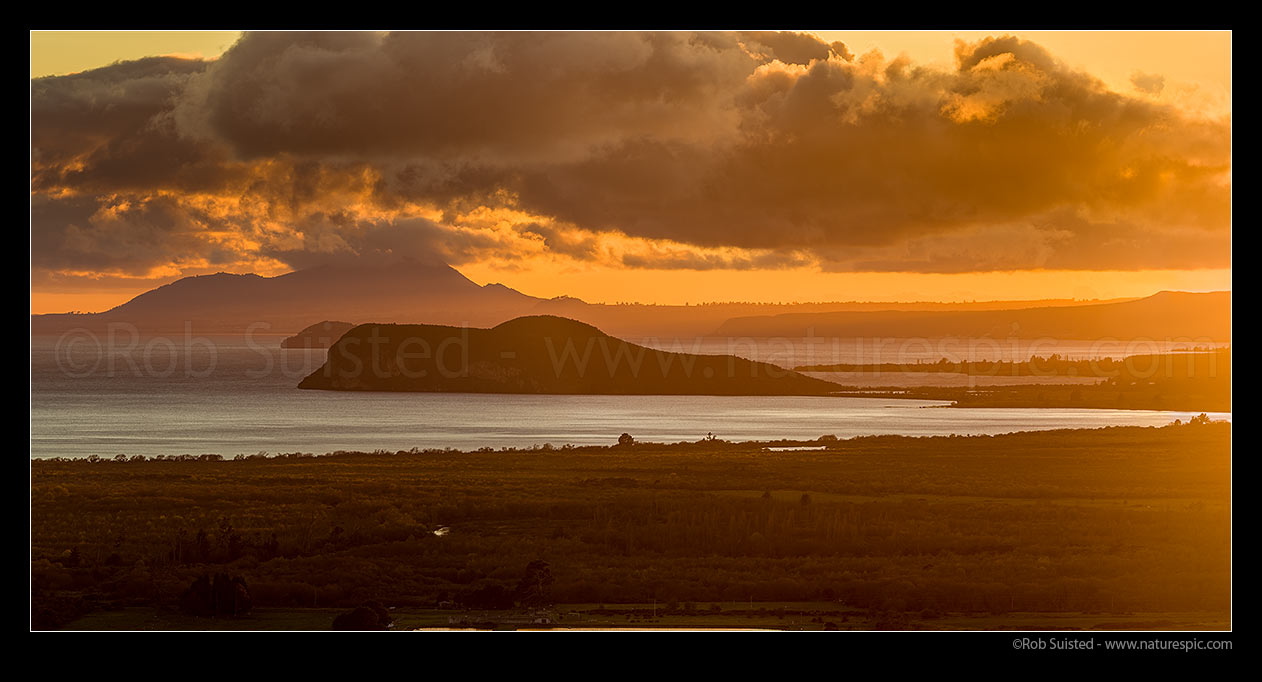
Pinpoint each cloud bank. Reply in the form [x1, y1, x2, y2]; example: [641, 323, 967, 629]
[31, 31, 1231, 288]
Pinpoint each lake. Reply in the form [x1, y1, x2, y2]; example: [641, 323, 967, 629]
[29, 335, 1231, 458]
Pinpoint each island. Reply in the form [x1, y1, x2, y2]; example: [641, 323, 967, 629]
[280, 320, 355, 349]
[298, 315, 840, 395]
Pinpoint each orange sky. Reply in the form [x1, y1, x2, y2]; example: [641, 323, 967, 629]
[30, 31, 1231, 314]
[29, 30, 1232, 96]
[29, 267, 1234, 314]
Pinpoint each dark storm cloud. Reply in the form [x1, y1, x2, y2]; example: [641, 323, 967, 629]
[739, 31, 838, 65]
[502, 37, 1230, 265]
[31, 31, 1231, 277]
[31, 57, 206, 164]
[621, 248, 813, 271]
[261, 213, 520, 271]
[516, 222, 601, 260]
[30, 193, 221, 273]
[29, 57, 248, 195]
[175, 31, 755, 162]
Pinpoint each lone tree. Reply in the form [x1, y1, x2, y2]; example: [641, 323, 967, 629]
[618, 433, 634, 447]
[515, 560, 555, 607]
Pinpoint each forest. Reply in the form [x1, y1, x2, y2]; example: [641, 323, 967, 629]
[796, 348, 1229, 378]
[31, 422, 1231, 630]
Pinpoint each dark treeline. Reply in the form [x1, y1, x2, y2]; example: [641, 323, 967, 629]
[797, 348, 1229, 379]
[820, 349, 1230, 412]
[31, 423, 1230, 629]
[838, 382, 1230, 412]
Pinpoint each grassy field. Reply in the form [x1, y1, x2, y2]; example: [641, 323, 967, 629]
[32, 422, 1231, 631]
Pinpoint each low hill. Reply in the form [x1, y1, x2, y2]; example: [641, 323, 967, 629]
[280, 321, 355, 349]
[298, 315, 840, 395]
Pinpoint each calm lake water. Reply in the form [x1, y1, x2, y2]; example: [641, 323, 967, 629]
[29, 335, 1231, 459]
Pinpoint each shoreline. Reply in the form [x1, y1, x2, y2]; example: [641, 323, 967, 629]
[29, 420, 1231, 463]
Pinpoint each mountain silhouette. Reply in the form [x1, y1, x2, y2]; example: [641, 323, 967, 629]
[31, 260, 540, 334]
[298, 315, 840, 395]
[31, 259, 1230, 343]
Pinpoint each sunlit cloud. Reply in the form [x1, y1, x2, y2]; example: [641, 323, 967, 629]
[31, 31, 1231, 303]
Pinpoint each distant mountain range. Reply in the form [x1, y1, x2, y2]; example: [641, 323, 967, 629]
[713, 291, 1231, 341]
[31, 261, 1230, 341]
